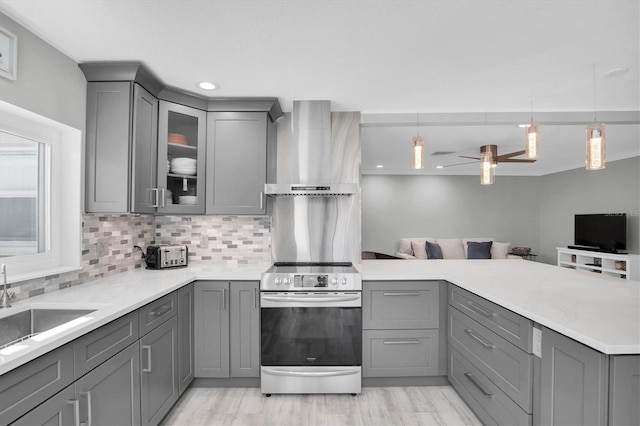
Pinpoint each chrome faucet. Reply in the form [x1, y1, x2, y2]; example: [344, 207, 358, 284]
[0, 264, 11, 308]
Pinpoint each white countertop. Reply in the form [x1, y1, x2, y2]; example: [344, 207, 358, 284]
[2, 259, 639, 375]
[361, 259, 640, 355]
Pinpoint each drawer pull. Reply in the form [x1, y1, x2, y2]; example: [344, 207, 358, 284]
[150, 303, 172, 318]
[67, 399, 80, 426]
[464, 372, 493, 397]
[80, 391, 93, 426]
[383, 340, 421, 345]
[467, 301, 495, 318]
[382, 292, 421, 296]
[465, 328, 495, 349]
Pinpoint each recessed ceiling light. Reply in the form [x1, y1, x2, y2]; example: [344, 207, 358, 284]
[604, 67, 629, 78]
[198, 81, 218, 90]
[436, 165, 444, 169]
[376, 164, 384, 168]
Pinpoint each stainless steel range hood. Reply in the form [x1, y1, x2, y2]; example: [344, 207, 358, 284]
[264, 100, 357, 196]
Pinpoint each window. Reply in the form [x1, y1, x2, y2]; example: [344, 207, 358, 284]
[0, 101, 81, 282]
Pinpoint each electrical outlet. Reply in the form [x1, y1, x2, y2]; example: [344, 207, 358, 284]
[97, 239, 109, 256]
[532, 327, 542, 358]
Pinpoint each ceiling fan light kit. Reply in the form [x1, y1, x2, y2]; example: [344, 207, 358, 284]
[480, 146, 494, 185]
[586, 123, 606, 170]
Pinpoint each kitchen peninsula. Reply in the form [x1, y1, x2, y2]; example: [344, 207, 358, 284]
[1, 259, 638, 425]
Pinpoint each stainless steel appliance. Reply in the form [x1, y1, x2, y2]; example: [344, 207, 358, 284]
[144, 244, 188, 269]
[260, 262, 362, 395]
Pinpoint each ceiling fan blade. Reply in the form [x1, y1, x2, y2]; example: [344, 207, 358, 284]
[496, 150, 526, 161]
[498, 158, 537, 163]
[458, 155, 480, 160]
[443, 160, 478, 168]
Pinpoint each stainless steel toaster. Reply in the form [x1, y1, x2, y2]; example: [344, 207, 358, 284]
[145, 245, 188, 269]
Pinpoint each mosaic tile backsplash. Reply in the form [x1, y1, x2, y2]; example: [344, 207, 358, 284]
[10, 214, 271, 301]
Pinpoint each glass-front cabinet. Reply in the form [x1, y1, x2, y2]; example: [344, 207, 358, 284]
[157, 102, 207, 214]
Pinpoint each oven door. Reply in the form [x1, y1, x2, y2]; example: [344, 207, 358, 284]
[260, 292, 362, 367]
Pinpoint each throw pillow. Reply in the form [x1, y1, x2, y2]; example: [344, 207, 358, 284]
[411, 241, 428, 259]
[491, 242, 511, 259]
[437, 238, 466, 259]
[467, 241, 493, 259]
[425, 241, 444, 259]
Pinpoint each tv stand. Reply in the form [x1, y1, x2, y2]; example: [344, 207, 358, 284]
[557, 247, 639, 281]
[567, 245, 624, 254]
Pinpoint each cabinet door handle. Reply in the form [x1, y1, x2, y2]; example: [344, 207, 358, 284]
[464, 372, 493, 397]
[67, 399, 80, 426]
[150, 188, 159, 208]
[466, 301, 495, 318]
[142, 345, 152, 372]
[260, 191, 264, 210]
[80, 391, 92, 426]
[253, 288, 258, 308]
[383, 340, 421, 345]
[464, 328, 495, 349]
[382, 292, 420, 296]
[222, 288, 227, 310]
[160, 188, 166, 208]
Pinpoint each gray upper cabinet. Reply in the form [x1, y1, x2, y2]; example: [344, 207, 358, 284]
[539, 327, 608, 426]
[158, 101, 207, 214]
[206, 112, 274, 215]
[85, 82, 158, 213]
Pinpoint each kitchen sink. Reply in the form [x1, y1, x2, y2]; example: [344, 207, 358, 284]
[0, 308, 96, 349]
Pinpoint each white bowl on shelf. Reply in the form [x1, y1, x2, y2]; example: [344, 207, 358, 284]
[171, 167, 197, 176]
[178, 196, 197, 205]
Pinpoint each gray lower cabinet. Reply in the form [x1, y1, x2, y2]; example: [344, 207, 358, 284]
[362, 281, 442, 378]
[229, 281, 260, 377]
[194, 281, 260, 378]
[11, 385, 77, 426]
[85, 81, 158, 213]
[205, 112, 274, 215]
[0, 345, 75, 425]
[177, 283, 195, 394]
[609, 355, 640, 425]
[539, 327, 608, 426]
[75, 341, 142, 426]
[140, 316, 179, 426]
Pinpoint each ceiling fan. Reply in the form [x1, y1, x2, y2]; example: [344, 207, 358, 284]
[443, 144, 536, 168]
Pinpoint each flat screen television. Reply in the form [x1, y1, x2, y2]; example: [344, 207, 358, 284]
[574, 213, 626, 253]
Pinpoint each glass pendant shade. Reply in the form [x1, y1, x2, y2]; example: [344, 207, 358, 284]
[480, 149, 494, 185]
[586, 123, 606, 170]
[525, 123, 539, 159]
[412, 135, 424, 169]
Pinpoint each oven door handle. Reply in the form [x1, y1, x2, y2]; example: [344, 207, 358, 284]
[261, 367, 361, 378]
[262, 295, 360, 303]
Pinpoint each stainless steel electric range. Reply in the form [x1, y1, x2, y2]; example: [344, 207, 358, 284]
[260, 262, 362, 396]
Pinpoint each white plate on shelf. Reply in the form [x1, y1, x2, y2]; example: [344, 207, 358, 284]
[171, 167, 197, 176]
[178, 196, 197, 205]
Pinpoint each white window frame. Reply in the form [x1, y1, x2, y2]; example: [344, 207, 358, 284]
[0, 101, 82, 283]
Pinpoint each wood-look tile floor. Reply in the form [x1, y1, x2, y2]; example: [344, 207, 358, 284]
[161, 386, 481, 426]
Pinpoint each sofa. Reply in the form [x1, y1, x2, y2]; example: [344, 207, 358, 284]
[395, 237, 521, 260]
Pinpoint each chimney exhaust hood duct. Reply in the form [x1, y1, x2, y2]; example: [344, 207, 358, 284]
[264, 100, 357, 196]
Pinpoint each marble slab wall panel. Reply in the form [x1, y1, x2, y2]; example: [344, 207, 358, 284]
[154, 215, 271, 265]
[10, 214, 155, 301]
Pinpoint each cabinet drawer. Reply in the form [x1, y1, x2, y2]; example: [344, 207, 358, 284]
[363, 281, 439, 329]
[74, 311, 139, 378]
[138, 291, 177, 336]
[449, 285, 532, 352]
[0, 344, 74, 425]
[363, 329, 439, 377]
[449, 345, 531, 426]
[449, 306, 532, 413]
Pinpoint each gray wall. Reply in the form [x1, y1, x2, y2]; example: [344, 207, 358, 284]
[538, 156, 639, 264]
[362, 157, 639, 264]
[0, 11, 86, 130]
[362, 174, 542, 256]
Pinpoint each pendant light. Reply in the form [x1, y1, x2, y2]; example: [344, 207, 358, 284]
[586, 65, 606, 170]
[480, 144, 494, 185]
[412, 110, 424, 169]
[525, 100, 539, 159]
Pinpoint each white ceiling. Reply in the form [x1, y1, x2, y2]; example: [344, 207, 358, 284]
[1, 0, 638, 175]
